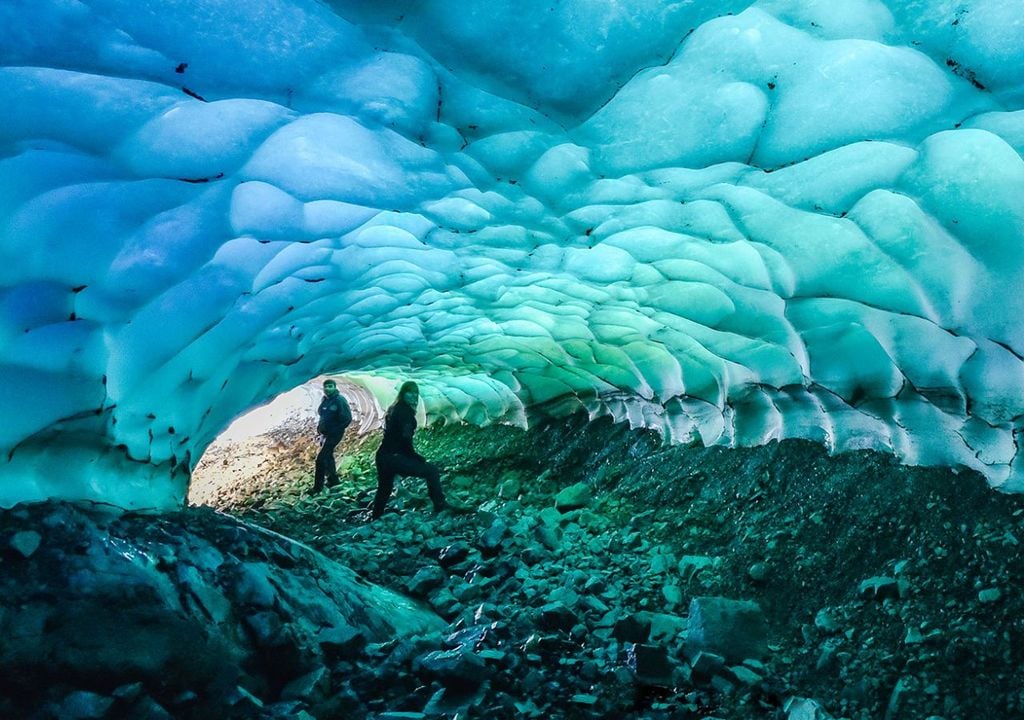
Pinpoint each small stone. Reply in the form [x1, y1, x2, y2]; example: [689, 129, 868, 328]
[554, 483, 592, 511]
[747, 562, 768, 582]
[437, 542, 472, 568]
[539, 601, 579, 631]
[406, 566, 447, 596]
[662, 584, 683, 606]
[978, 587, 1001, 603]
[784, 696, 835, 719]
[858, 576, 901, 601]
[571, 694, 599, 706]
[612, 613, 652, 644]
[689, 650, 725, 677]
[904, 626, 924, 645]
[643, 612, 688, 643]
[317, 625, 366, 657]
[126, 697, 174, 720]
[497, 477, 522, 499]
[649, 552, 675, 575]
[625, 643, 675, 686]
[9, 530, 42, 558]
[479, 649, 508, 662]
[416, 649, 488, 688]
[678, 555, 719, 579]
[57, 691, 115, 719]
[478, 519, 508, 554]
[281, 667, 328, 701]
[534, 525, 562, 552]
[726, 664, 763, 686]
[814, 609, 840, 634]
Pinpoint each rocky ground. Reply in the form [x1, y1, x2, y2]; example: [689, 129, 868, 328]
[194, 413, 1024, 720]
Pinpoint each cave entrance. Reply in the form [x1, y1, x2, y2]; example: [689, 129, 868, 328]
[188, 377, 385, 508]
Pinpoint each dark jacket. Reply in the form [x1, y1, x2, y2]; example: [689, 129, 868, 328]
[318, 395, 352, 436]
[377, 401, 417, 457]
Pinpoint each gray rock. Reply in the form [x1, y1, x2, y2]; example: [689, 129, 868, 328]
[124, 697, 174, 720]
[478, 519, 508, 554]
[748, 562, 768, 582]
[437, 542, 472, 569]
[814, 609, 840, 634]
[687, 596, 769, 662]
[689, 650, 725, 677]
[612, 613, 652, 643]
[9, 530, 42, 558]
[233, 563, 277, 608]
[677, 555, 719, 580]
[649, 552, 676, 575]
[726, 664, 763, 686]
[416, 648, 489, 688]
[534, 524, 562, 552]
[554, 483, 592, 511]
[979, 587, 1001, 603]
[784, 697, 835, 720]
[245, 611, 285, 646]
[406, 566, 447, 596]
[625, 643, 675, 686]
[642, 612, 688, 644]
[281, 666, 328, 701]
[497, 476, 522, 500]
[662, 584, 683, 606]
[539, 601, 580, 631]
[57, 691, 115, 719]
[317, 625, 366, 657]
[858, 576, 902, 600]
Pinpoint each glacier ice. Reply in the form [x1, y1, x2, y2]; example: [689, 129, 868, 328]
[1, 0, 1023, 508]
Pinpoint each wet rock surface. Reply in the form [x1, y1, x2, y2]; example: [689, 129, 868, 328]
[8, 414, 1024, 718]
[0, 502, 441, 719]
[216, 415, 1024, 719]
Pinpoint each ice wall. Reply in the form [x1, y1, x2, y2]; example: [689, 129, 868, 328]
[1, 0, 1023, 508]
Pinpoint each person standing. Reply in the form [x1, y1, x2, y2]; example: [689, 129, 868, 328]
[372, 381, 448, 519]
[313, 379, 351, 494]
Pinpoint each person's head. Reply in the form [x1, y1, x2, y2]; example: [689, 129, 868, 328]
[398, 380, 419, 407]
[323, 379, 339, 397]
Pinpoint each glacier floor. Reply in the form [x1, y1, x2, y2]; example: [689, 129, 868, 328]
[202, 415, 1024, 719]
[4, 416, 1023, 718]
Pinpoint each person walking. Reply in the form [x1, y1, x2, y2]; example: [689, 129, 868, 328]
[313, 378, 351, 494]
[372, 381, 449, 519]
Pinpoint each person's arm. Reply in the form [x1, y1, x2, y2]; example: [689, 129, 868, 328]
[400, 404, 416, 440]
[338, 396, 352, 428]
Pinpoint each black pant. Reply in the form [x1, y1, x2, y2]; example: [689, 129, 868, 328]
[313, 432, 343, 492]
[373, 452, 445, 518]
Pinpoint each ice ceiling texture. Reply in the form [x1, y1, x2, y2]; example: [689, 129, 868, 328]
[2, 0, 1023, 509]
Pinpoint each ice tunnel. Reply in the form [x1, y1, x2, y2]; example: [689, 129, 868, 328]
[2, 0, 1024, 509]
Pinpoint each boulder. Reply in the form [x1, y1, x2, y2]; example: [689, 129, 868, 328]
[624, 643, 675, 686]
[687, 597, 768, 662]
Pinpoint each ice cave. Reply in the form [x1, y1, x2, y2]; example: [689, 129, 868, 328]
[2, 0, 1024, 718]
